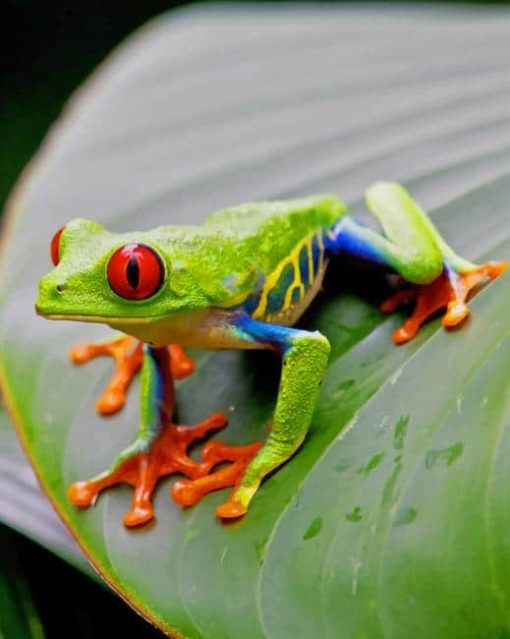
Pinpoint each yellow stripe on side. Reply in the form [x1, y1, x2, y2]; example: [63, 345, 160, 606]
[316, 230, 325, 271]
[306, 235, 315, 286]
[253, 232, 324, 319]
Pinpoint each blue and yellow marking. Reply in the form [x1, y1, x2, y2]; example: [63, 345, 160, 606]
[252, 231, 326, 319]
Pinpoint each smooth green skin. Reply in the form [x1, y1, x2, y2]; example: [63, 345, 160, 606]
[36, 181, 475, 513]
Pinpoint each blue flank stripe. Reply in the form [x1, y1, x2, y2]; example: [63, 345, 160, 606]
[237, 274, 265, 315]
[324, 217, 388, 266]
[232, 314, 295, 354]
[299, 245, 310, 288]
[311, 234, 322, 275]
[267, 262, 295, 313]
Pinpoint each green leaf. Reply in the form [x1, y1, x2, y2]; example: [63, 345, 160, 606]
[1, 5, 510, 638]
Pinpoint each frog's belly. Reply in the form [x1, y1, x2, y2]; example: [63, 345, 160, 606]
[108, 309, 264, 350]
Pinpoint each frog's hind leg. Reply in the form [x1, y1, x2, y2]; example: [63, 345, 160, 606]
[67, 344, 227, 527]
[327, 181, 508, 343]
[69, 335, 195, 414]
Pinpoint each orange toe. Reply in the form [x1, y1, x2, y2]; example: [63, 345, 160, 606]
[96, 389, 127, 415]
[386, 260, 508, 345]
[171, 440, 262, 517]
[172, 480, 204, 507]
[70, 339, 197, 416]
[443, 300, 469, 327]
[169, 345, 195, 379]
[216, 497, 247, 520]
[67, 481, 99, 507]
[381, 289, 416, 314]
[69, 336, 143, 416]
[486, 260, 509, 278]
[123, 503, 155, 527]
[69, 344, 96, 365]
[392, 323, 419, 345]
[67, 413, 228, 527]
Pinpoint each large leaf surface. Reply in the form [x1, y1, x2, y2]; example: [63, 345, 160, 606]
[1, 5, 510, 638]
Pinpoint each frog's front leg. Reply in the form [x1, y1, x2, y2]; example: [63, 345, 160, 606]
[173, 315, 330, 519]
[69, 335, 195, 414]
[328, 182, 508, 343]
[67, 344, 227, 527]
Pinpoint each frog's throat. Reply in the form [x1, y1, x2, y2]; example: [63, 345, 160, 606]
[37, 308, 255, 350]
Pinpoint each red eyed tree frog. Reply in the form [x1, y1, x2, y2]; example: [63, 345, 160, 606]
[36, 182, 507, 526]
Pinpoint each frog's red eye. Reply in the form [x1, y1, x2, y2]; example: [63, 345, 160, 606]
[50, 227, 65, 266]
[107, 243, 164, 300]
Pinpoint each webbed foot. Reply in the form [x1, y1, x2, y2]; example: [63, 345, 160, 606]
[70, 336, 142, 414]
[69, 337, 195, 414]
[381, 261, 508, 344]
[172, 439, 263, 519]
[67, 412, 228, 527]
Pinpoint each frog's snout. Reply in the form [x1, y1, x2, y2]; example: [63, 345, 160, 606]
[35, 273, 68, 317]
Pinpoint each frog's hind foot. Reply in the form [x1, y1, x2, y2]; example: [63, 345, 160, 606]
[172, 440, 263, 519]
[67, 412, 228, 527]
[381, 260, 508, 344]
[69, 337, 195, 415]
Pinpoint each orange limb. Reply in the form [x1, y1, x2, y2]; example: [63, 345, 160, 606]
[168, 344, 195, 379]
[67, 341, 264, 526]
[70, 336, 142, 415]
[172, 439, 263, 519]
[67, 412, 229, 527]
[381, 261, 508, 344]
[69, 337, 195, 415]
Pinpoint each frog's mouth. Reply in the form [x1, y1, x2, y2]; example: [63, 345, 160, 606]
[35, 307, 156, 324]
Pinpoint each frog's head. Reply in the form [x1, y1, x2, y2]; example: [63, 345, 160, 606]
[36, 219, 209, 327]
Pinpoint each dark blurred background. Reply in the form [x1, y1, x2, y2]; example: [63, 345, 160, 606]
[1, 0, 509, 212]
[0, 1, 192, 211]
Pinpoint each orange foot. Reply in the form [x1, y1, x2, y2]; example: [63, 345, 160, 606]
[67, 412, 229, 527]
[381, 261, 509, 344]
[69, 337, 195, 415]
[173, 439, 263, 519]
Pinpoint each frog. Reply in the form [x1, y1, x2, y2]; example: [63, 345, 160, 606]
[36, 181, 507, 526]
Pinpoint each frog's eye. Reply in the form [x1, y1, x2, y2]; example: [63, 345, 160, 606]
[107, 243, 165, 300]
[50, 226, 65, 266]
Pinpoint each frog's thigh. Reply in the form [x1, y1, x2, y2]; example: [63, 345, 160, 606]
[327, 182, 452, 284]
[231, 315, 330, 508]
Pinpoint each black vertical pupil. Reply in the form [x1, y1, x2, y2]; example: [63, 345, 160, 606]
[126, 254, 140, 289]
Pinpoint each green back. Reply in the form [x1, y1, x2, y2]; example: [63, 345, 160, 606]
[168, 194, 347, 308]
